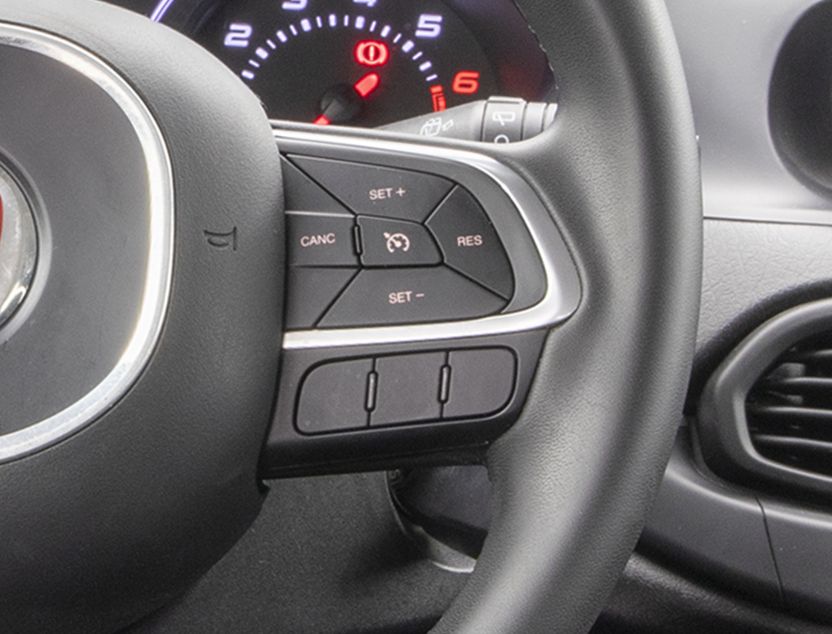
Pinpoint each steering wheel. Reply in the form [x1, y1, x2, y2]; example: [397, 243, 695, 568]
[0, 0, 701, 632]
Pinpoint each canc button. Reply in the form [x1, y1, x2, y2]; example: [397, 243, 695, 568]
[427, 187, 514, 299]
[318, 267, 506, 327]
[287, 212, 357, 267]
[290, 155, 453, 223]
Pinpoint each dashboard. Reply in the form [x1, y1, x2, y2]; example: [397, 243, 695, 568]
[106, 0, 554, 126]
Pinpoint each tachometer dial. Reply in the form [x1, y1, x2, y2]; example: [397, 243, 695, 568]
[110, 0, 555, 127]
[196, 0, 499, 126]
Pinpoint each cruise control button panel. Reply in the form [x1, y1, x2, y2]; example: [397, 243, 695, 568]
[266, 134, 579, 476]
[282, 153, 529, 330]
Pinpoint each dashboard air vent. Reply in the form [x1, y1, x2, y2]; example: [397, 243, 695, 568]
[747, 332, 832, 478]
[699, 299, 832, 499]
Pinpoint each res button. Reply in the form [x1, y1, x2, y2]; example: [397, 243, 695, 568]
[427, 187, 514, 299]
[289, 155, 453, 223]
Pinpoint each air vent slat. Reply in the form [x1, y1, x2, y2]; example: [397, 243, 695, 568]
[759, 376, 832, 398]
[753, 435, 832, 477]
[748, 404, 832, 425]
[780, 348, 832, 368]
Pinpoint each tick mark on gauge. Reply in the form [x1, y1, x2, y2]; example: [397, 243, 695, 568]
[277, 30, 288, 42]
[289, 24, 298, 36]
[355, 16, 366, 29]
[381, 25, 391, 38]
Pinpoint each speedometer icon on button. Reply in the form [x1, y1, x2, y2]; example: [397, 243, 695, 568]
[0, 164, 37, 330]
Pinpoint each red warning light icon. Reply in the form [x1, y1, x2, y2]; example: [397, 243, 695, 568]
[355, 40, 389, 67]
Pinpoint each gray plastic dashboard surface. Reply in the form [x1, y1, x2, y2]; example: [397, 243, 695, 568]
[665, 0, 832, 227]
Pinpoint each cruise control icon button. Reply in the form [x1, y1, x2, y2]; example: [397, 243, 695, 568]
[318, 267, 506, 328]
[287, 212, 358, 267]
[427, 187, 514, 299]
[290, 155, 453, 223]
[358, 216, 441, 267]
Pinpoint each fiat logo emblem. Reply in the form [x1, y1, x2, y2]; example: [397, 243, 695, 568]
[0, 164, 37, 329]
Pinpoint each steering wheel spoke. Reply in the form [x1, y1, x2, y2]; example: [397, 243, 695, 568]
[261, 124, 580, 476]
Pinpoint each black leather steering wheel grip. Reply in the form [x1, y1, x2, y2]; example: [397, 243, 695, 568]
[0, 1, 283, 631]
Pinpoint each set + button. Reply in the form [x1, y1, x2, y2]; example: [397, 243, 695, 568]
[289, 155, 454, 223]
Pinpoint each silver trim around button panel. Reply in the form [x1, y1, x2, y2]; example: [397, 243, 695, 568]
[277, 128, 581, 350]
[0, 25, 174, 463]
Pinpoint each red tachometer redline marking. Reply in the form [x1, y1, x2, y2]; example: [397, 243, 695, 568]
[313, 114, 331, 126]
[354, 72, 380, 98]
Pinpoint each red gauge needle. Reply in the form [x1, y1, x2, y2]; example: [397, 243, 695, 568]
[353, 72, 380, 98]
[313, 73, 381, 125]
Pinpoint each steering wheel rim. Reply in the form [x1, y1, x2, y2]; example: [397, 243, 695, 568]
[435, 2, 702, 630]
[0, 1, 700, 632]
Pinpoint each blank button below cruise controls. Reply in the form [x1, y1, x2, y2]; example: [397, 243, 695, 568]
[427, 187, 514, 299]
[358, 216, 441, 267]
[318, 267, 507, 328]
[290, 155, 454, 223]
[371, 353, 445, 426]
[287, 212, 357, 267]
[444, 349, 516, 419]
[296, 359, 372, 434]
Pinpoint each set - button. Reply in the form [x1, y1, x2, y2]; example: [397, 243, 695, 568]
[283, 155, 515, 330]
